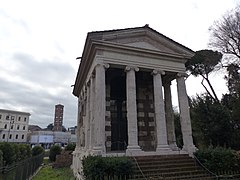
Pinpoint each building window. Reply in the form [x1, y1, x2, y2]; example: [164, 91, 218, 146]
[4, 124, 7, 129]
[18, 117, 21, 121]
[11, 116, 15, 120]
[9, 134, 12, 139]
[24, 117, 27, 122]
[23, 126, 25, 130]
[16, 134, 18, 139]
[6, 115, 10, 120]
[2, 134, 5, 139]
[22, 135, 24, 139]
[17, 125, 20, 130]
[11, 125, 14, 129]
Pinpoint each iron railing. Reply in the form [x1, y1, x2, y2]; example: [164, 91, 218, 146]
[0, 153, 44, 180]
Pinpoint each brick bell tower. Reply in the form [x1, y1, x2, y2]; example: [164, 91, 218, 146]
[53, 104, 64, 131]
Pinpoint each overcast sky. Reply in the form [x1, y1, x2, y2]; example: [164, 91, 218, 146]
[0, 0, 239, 128]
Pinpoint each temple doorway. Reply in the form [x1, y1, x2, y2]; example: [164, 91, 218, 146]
[107, 68, 128, 151]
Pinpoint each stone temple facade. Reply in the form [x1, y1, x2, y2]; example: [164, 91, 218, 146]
[72, 25, 196, 178]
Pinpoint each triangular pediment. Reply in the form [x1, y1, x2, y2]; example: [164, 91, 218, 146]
[90, 25, 194, 56]
[119, 37, 177, 54]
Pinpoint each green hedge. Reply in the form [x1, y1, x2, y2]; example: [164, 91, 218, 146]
[194, 146, 240, 173]
[82, 156, 134, 179]
[0, 142, 31, 166]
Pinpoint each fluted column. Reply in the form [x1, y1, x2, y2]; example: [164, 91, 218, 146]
[152, 69, 171, 153]
[164, 81, 178, 150]
[125, 66, 142, 156]
[92, 63, 109, 155]
[176, 73, 196, 155]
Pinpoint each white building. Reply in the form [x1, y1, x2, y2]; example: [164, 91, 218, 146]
[29, 130, 71, 147]
[72, 25, 197, 179]
[0, 109, 30, 143]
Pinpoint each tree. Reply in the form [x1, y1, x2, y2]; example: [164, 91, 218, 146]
[46, 123, 53, 130]
[185, 49, 222, 102]
[209, 5, 240, 61]
[190, 94, 232, 147]
[225, 63, 240, 96]
[209, 5, 240, 103]
[222, 93, 240, 149]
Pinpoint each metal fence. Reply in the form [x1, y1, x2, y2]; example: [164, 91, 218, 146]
[0, 153, 44, 180]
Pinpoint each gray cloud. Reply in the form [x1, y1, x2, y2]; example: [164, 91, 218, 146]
[0, 52, 77, 128]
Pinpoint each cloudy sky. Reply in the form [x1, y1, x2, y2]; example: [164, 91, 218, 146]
[0, 0, 239, 128]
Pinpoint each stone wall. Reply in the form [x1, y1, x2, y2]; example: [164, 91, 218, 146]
[53, 151, 73, 168]
[105, 84, 111, 152]
[136, 71, 156, 151]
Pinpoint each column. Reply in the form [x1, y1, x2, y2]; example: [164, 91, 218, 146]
[76, 97, 82, 149]
[92, 63, 109, 155]
[164, 81, 178, 150]
[125, 66, 142, 156]
[177, 73, 196, 155]
[152, 69, 171, 153]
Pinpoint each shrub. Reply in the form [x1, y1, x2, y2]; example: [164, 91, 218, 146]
[18, 144, 31, 161]
[64, 143, 76, 151]
[82, 156, 134, 179]
[194, 146, 240, 173]
[32, 145, 44, 156]
[49, 145, 62, 162]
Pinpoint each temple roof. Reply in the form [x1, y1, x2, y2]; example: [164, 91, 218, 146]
[73, 25, 195, 97]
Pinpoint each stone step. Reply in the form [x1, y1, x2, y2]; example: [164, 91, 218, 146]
[134, 159, 196, 166]
[129, 175, 217, 180]
[133, 166, 205, 174]
[133, 169, 211, 178]
[133, 154, 190, 161]
[133, 161, 197, 170]
[130, 155, 216, 180]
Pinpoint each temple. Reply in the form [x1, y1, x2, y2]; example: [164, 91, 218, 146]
[72, 25, 196, 178]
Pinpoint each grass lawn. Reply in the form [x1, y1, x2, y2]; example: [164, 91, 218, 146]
[32, 159, 75, 180]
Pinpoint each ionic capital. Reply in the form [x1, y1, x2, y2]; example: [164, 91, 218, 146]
[177, 72, 188, 78]
[125, 66, 139, 72]
[152, 69, 165, 76]
[96, 63, 110, 69]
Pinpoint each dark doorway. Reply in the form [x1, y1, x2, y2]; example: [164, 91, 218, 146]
[109, 69, 128, 151]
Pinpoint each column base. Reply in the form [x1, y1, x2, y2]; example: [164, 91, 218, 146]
[126, 145, 142, 156]
[169, 142, 179, 151]
[156, 144, 172, 154]
[92, 146, 105, 156]
[182, 144, 197, 157]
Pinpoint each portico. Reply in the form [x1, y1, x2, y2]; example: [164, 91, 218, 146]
[72, 25, 196, 179]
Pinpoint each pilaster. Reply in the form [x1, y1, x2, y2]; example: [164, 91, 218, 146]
[89, 73, 95, 152]
[85, 80, 90, 152]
